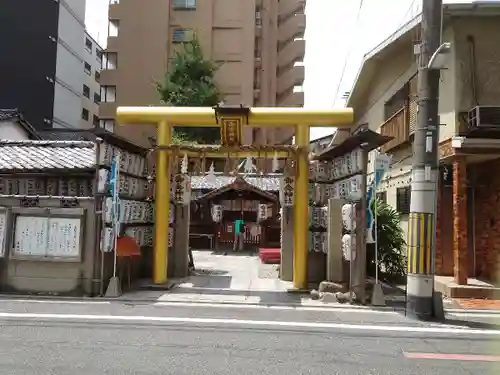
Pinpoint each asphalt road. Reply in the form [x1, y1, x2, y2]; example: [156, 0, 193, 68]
[0, 299, 499, 375]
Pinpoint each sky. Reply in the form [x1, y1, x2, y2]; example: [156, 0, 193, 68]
[85, 0, 424, 141]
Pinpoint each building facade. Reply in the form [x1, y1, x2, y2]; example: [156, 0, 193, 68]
[100, 0, 306, 147]
[0, 0, 88, 130]
[347, 2, 500, 294]
[82, 31, 103, 129]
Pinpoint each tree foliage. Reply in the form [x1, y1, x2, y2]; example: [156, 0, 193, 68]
[156, 36, 223, 144]
[366, 199, 407, 279]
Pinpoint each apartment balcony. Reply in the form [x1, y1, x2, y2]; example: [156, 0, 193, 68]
[278, 38, 305, 68]
[278, 13, 306, 43]
[277, 86, 304, 107]
[277, 62, 305, 95]
[99, 69, 118, 87]
[108, 0, 121, 18]
[106, 37, 119, 51]
[99, 102, 118, 119]
[279, 0, 306, 19]
[379, 106, 410, 153]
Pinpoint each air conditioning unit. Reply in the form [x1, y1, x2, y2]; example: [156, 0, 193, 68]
[467, 106, 500, 132]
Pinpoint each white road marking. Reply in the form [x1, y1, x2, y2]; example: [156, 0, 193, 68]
[153, 301, 398, 314]
[0, 299, 111, 305]
[0, 311, 499, 335]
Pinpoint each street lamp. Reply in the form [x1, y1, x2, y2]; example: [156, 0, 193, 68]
[427, 42, 452, 70]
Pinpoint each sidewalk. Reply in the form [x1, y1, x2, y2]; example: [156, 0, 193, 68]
[453, 298, 500, 310]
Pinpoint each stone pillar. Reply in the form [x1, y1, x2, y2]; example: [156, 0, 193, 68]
[452, 156, 468, 285]
[326, 198, 345, 282]
[173, 205, 190, 278]
[280, 207, 294, 281]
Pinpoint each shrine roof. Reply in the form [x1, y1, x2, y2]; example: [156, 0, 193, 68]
[190, 174, 280, 191]
[0, 140, 96, 172]
[194, 176, 278, 202]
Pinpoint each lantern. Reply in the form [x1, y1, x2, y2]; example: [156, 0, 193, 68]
[342, 233, 356, 261]
[211, 204, 222, 222]
[257, 204, 268, 222]
[341, 203, 357, 232]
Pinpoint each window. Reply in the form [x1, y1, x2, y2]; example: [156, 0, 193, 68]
[93, 115, 99, 127]
[102, 52, 118, 70]
[83, 84, 90, 98]
[94, 92, 101, 104]
[101, 86, 116, 102]
[396, 186, 411, 215]
[84, 62, 91, 75]
[81, 108, 89, 121]
[173, 0, 196, 9]
[376, 191, 387, 204]
[85, 37, 92, 53]
[95, 71, 101, 83]
[96, 50, 103, 63]
[100, 119, 115, 132]
[110, 0, 120, 4]
[108, 19, 120, 37]
[172, 28, 194, 43]
[255, 6, 262, 26]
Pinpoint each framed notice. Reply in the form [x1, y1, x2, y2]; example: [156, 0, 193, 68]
[12, 215, 82, 261]
[13, 216, 48, 257]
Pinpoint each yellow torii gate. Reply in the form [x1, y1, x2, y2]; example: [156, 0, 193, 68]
[116, 105, 353, 290]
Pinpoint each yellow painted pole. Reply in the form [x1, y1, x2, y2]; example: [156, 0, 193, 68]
[153, 121, 172, 284]
[292, 124, 310, 290]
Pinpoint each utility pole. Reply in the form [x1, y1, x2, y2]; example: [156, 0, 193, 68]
[406, 0, 443, 320]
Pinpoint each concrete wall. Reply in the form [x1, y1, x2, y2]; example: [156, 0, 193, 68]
[0, 120, 30, 140]
[0, 196, 109, 296]
[452, 16, 500, 112]
[53, 0, 86, 128]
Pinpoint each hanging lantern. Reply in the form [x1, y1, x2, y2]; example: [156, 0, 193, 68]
[341, 203, 357, 232]
[211, 204, 222, 222]
[279, 176, 295, 207]
[342, 233, 356, 261]
[173, 173, 191, 205]
[257, 204, 268, 222]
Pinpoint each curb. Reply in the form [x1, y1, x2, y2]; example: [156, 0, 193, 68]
[445, 308, 500, 315]
[155, 299, 408, 312]
[1, 294, 499, 315]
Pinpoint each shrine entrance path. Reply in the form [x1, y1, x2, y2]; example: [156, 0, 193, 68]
[128, 250, 307, 306]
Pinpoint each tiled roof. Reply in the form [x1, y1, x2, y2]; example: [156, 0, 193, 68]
[0, 109, 41, 139]
[190, 173, 281, 191]
[0, 109, 20, 121]
[0, 140, 96, 172]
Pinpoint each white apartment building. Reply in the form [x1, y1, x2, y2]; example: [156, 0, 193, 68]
[82, 31, 103, 129]
[53, 0, 88, 129]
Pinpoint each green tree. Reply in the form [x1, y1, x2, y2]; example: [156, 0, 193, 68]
[366, 199, 407, 279]
[156, 36, 223, 144]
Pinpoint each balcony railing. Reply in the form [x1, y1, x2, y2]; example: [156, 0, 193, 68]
[379, 106, 410, 152]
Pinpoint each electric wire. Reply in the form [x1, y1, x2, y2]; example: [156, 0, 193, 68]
[332, 0, 365, 106]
